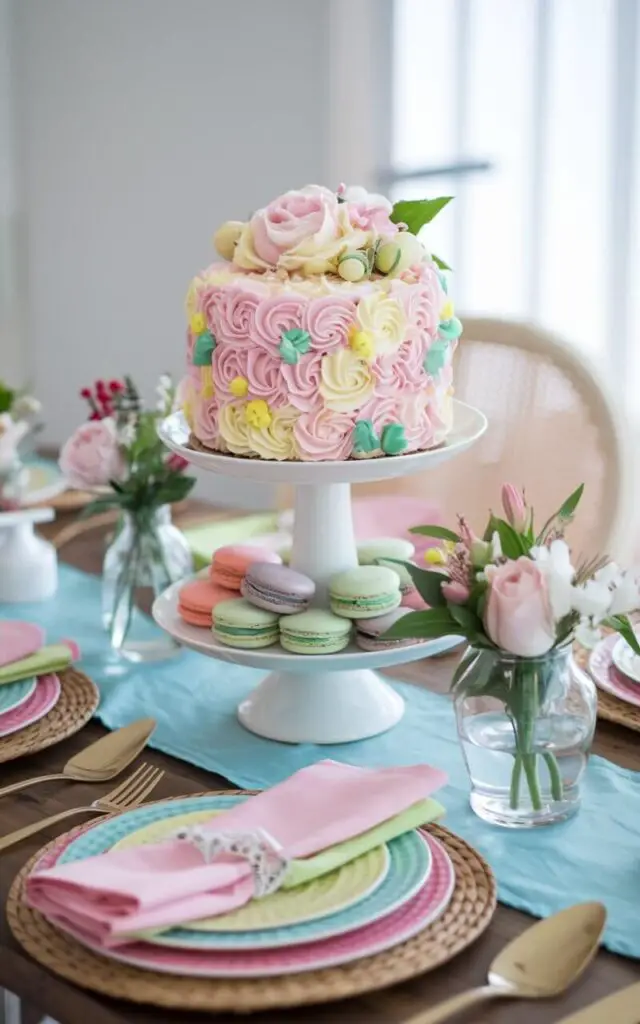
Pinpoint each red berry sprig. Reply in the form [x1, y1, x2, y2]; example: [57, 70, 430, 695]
[78, 378, 125, 421]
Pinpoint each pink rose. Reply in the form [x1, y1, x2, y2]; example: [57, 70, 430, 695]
[246, 348, 288, 407]
[484, 558, 556, 657]
[206, 285, 264, 346]
[304, 295, 357, 352]
[280, 350, 324, 411]
[59, 418, 125, 489]
[373, 333, 429, 398]
[235, 186, 344, 274]
[253, 294, 305, 351]
[342, 185, 398, 237]
[211, 345, 249, 396]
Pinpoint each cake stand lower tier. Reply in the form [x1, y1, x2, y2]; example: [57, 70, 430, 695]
[153, 580, 461, 744]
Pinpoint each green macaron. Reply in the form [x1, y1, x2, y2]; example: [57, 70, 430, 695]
[329, 565, 402, 619]
[280, 609, 352, 655]
[213, 598, 280, 649]
[357, 538, 415, 564]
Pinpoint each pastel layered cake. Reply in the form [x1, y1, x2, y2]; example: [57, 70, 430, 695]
[182, 184, 462, 462]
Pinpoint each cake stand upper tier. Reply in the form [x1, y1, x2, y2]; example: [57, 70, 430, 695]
[156, 400, 487, 744]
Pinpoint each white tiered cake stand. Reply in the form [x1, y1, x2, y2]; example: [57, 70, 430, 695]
[154, 400, 487, 745]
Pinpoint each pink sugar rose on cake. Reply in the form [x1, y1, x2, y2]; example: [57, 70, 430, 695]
[373, 334, 430, 398]
[280, 350, 324, 411]
[253, 294, 306, 351]
[59, 418, 125, 489]
[304, 295, 357, 352]
[293, 406, 356, 461]
[246, 349, 289, 407]
[211, 345, 249, 397]
[340, 184, 399, 237]
[207, 285, 262, 346]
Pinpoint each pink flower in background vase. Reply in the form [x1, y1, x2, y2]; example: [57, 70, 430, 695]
[484, 557, 556, 657]
[59, 418, 125, 489]
[501, 483, 528, 532]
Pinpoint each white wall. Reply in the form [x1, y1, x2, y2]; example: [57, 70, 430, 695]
[11, 0, 361, 507]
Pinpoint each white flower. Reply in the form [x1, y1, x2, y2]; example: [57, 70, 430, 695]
[609, 571, 640, 616]
[570, 579, 612, 620]
[11, 394, 42, 420]
[341, 185, 393, 213]
[156, 374, 173, 413]
[0, 414, 29, 472]
[118, 417, 137, 448]
[532, 539, 575, 618]
[490, 531, 502, 561]
[594, 562, 622, 587]
[575, 618, 604, 648]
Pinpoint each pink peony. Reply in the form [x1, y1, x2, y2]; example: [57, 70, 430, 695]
[484, 558, 556, 657]
[59, 418, 125, 489]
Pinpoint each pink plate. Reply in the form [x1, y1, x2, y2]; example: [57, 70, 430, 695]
[0, 621, 44, 667]
[33, 831, 455, 979]
[589, 635, 640, 708]
[0, 674, 61, 738]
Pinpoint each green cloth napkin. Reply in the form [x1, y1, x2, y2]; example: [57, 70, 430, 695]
[283, 795, 444, 888]
[0, 644, 72, 685]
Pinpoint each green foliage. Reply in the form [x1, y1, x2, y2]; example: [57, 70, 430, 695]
[390, 197, 453, 235]
[605, 614, 640, 656]
[0, 382, 15, 414]
[384, 560, 447, 608]
[383, 607, 464, 641]
[409, 524, 460, 543]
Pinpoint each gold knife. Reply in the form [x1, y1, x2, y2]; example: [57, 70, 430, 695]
[556, 982, 640, 1023]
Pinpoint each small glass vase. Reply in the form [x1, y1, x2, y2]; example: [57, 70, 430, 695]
[455, 645, 597, 827]
[102, 505, 193, 662]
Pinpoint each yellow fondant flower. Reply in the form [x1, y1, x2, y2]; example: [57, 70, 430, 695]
[218, 401, 252, 455]
[189, 311, 206, 334]
[229, 375, 249, 398]
[200, 365, 215, 399]
[245, 399, 272, 429]
[356, 292, 406, 355]
[440, 299, 455, 321]
[319, 348, 374, 412]
[348, 327, 375, 361]
[248, 405, 299, 460]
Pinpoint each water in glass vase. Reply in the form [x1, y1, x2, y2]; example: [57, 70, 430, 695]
[454, 646, 597, 828]
[102, 506, 193, 663]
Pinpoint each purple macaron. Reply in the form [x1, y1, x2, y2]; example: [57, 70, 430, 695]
[355, 607, 419, 651]
[241, 563, 316, 615]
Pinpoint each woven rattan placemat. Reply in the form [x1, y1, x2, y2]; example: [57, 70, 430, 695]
[0, 668, 99, 764]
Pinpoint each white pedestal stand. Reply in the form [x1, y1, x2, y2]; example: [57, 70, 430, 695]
[155, 401, 487, 744]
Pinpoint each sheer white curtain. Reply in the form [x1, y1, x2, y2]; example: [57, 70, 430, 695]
[389, 0, 639, 412]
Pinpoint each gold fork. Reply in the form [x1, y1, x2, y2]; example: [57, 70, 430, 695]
[0, 762, 164, 852]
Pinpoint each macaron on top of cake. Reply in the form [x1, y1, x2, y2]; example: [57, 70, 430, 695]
[210, 544, 282, 591]
[357, 538, 415, 564]
[212, 598, 280, 649]
[355, 607, 419, 651]
[178, 579, 234, 629]
[241, 563, 315, 615]
[280, 609, 352, 655]
[329, 565, 401, 619]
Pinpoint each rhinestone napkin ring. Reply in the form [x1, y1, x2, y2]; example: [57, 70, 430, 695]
[172, 826, 290, 897]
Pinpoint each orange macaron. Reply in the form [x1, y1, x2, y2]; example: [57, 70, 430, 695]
[209, 544, 282, 591]
[178, 579, 234, 628]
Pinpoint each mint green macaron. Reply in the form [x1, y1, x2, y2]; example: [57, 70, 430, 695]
[213, 598, 279, 649]
[329, 566, 402, 619]
[357, 538, 415, 564]
[280, 609, 352, 654]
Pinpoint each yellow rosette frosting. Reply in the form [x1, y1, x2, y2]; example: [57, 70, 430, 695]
[247, 405, 299, 461]
[319, 348, 374, 412]
[356, 292, 406, 355]
[218, 401, 252, 455]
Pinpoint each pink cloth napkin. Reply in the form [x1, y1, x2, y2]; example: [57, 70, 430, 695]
[27, 759, 446, 946]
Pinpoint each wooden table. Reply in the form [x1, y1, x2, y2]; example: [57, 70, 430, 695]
[0, 504, 638, 1024]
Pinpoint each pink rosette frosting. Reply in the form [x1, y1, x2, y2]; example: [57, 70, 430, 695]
[280, 350, 324, 411]
[373, 333, 430, 397]
[246, 349, 289, 407]
[392, 265, 443, 338]
[211, 345, 249, 397]
[206, 285, 262, 346]
[304, 295, 358, 352]
[357, 393, 432, 454]
[293, 406, 356, 461]
[253, 293, 306, 352]
[192, 393, 222, 446]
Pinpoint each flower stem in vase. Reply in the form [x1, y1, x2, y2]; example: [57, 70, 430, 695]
[543, 751, 563, 801]
[509, 751, 523, 809]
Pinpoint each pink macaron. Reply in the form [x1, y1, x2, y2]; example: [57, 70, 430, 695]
[210, 544, 282, 591]
[178, 579, 234, 629]
[355, 607, 420, 651]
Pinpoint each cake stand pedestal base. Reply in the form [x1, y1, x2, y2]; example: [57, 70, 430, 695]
[237, 667, 405, 744]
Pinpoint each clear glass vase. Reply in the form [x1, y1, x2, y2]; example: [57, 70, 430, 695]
[102, 505, 193, 662]
[455, 645, 597, 827]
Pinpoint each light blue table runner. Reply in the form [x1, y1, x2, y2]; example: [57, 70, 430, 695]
[2, 563, 639, 959]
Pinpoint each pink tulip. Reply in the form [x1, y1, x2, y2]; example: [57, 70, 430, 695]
[166, 453, 189, 473]
[501, 483, 528, 532]
[442, 580, 470, 604]
[484, 558, 556, 657]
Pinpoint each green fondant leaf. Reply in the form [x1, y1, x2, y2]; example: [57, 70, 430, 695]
[390, 197, 453, 235]
[279, 328, 311, 365]
[432, 253, 452, 271]
[353, 419, 380, 454]
[438, 317, 462, 342]
[424, 339, 449, 376]
[193, 330, 216, 366]
[381, 423, 407, 455]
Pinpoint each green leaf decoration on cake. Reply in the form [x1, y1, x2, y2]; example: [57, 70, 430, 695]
[193, 330, 216, 366]
[279, 328, 311, 365]
[353, 419, 380, 454]
[424, 339, 449, 377]
[381, 423, 408, 455]
[438, 317, 463, 342]
[390, 196, 453, 235]
[432, 253, 452, 271]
